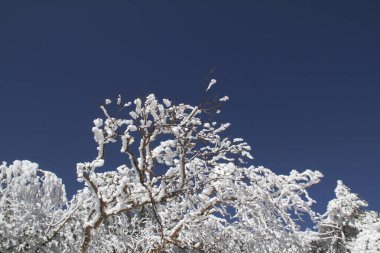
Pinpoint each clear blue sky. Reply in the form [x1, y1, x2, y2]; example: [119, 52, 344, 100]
[1, 0, 379, 214]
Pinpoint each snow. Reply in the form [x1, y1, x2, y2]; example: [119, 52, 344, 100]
[206, 78, 217, 92]
[1, 92, 378, 253]
[219, 96, 229, 102]
[163, 98, 171, 107]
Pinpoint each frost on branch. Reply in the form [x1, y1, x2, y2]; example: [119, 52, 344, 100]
[74, 93, 323, 252]
[0, 161, 69, 252]
[3, 87, 378, 252]
[311, 180, 380, 253]
[348, 211, 380, 252]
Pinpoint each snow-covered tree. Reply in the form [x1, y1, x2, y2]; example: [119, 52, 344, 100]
[0, 160, 69, 252]
[5, 81, 371, 252]
[72, 86, 323, 252]
[311, 180, 380, 253]
[348, 210, 380, 252]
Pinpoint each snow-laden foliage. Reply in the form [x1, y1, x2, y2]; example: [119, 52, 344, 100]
[348, 211, 380, 252]
[0, 161, 68, 252]
[72, 93, 323, 252]
[0, 86, 376, 252]
[311, 180, 380, 253]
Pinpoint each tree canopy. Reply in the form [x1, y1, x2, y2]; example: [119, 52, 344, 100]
[1, 83, 379, 252]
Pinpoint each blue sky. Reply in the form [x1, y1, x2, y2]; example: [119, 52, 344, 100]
[1, 0, 380, 214]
